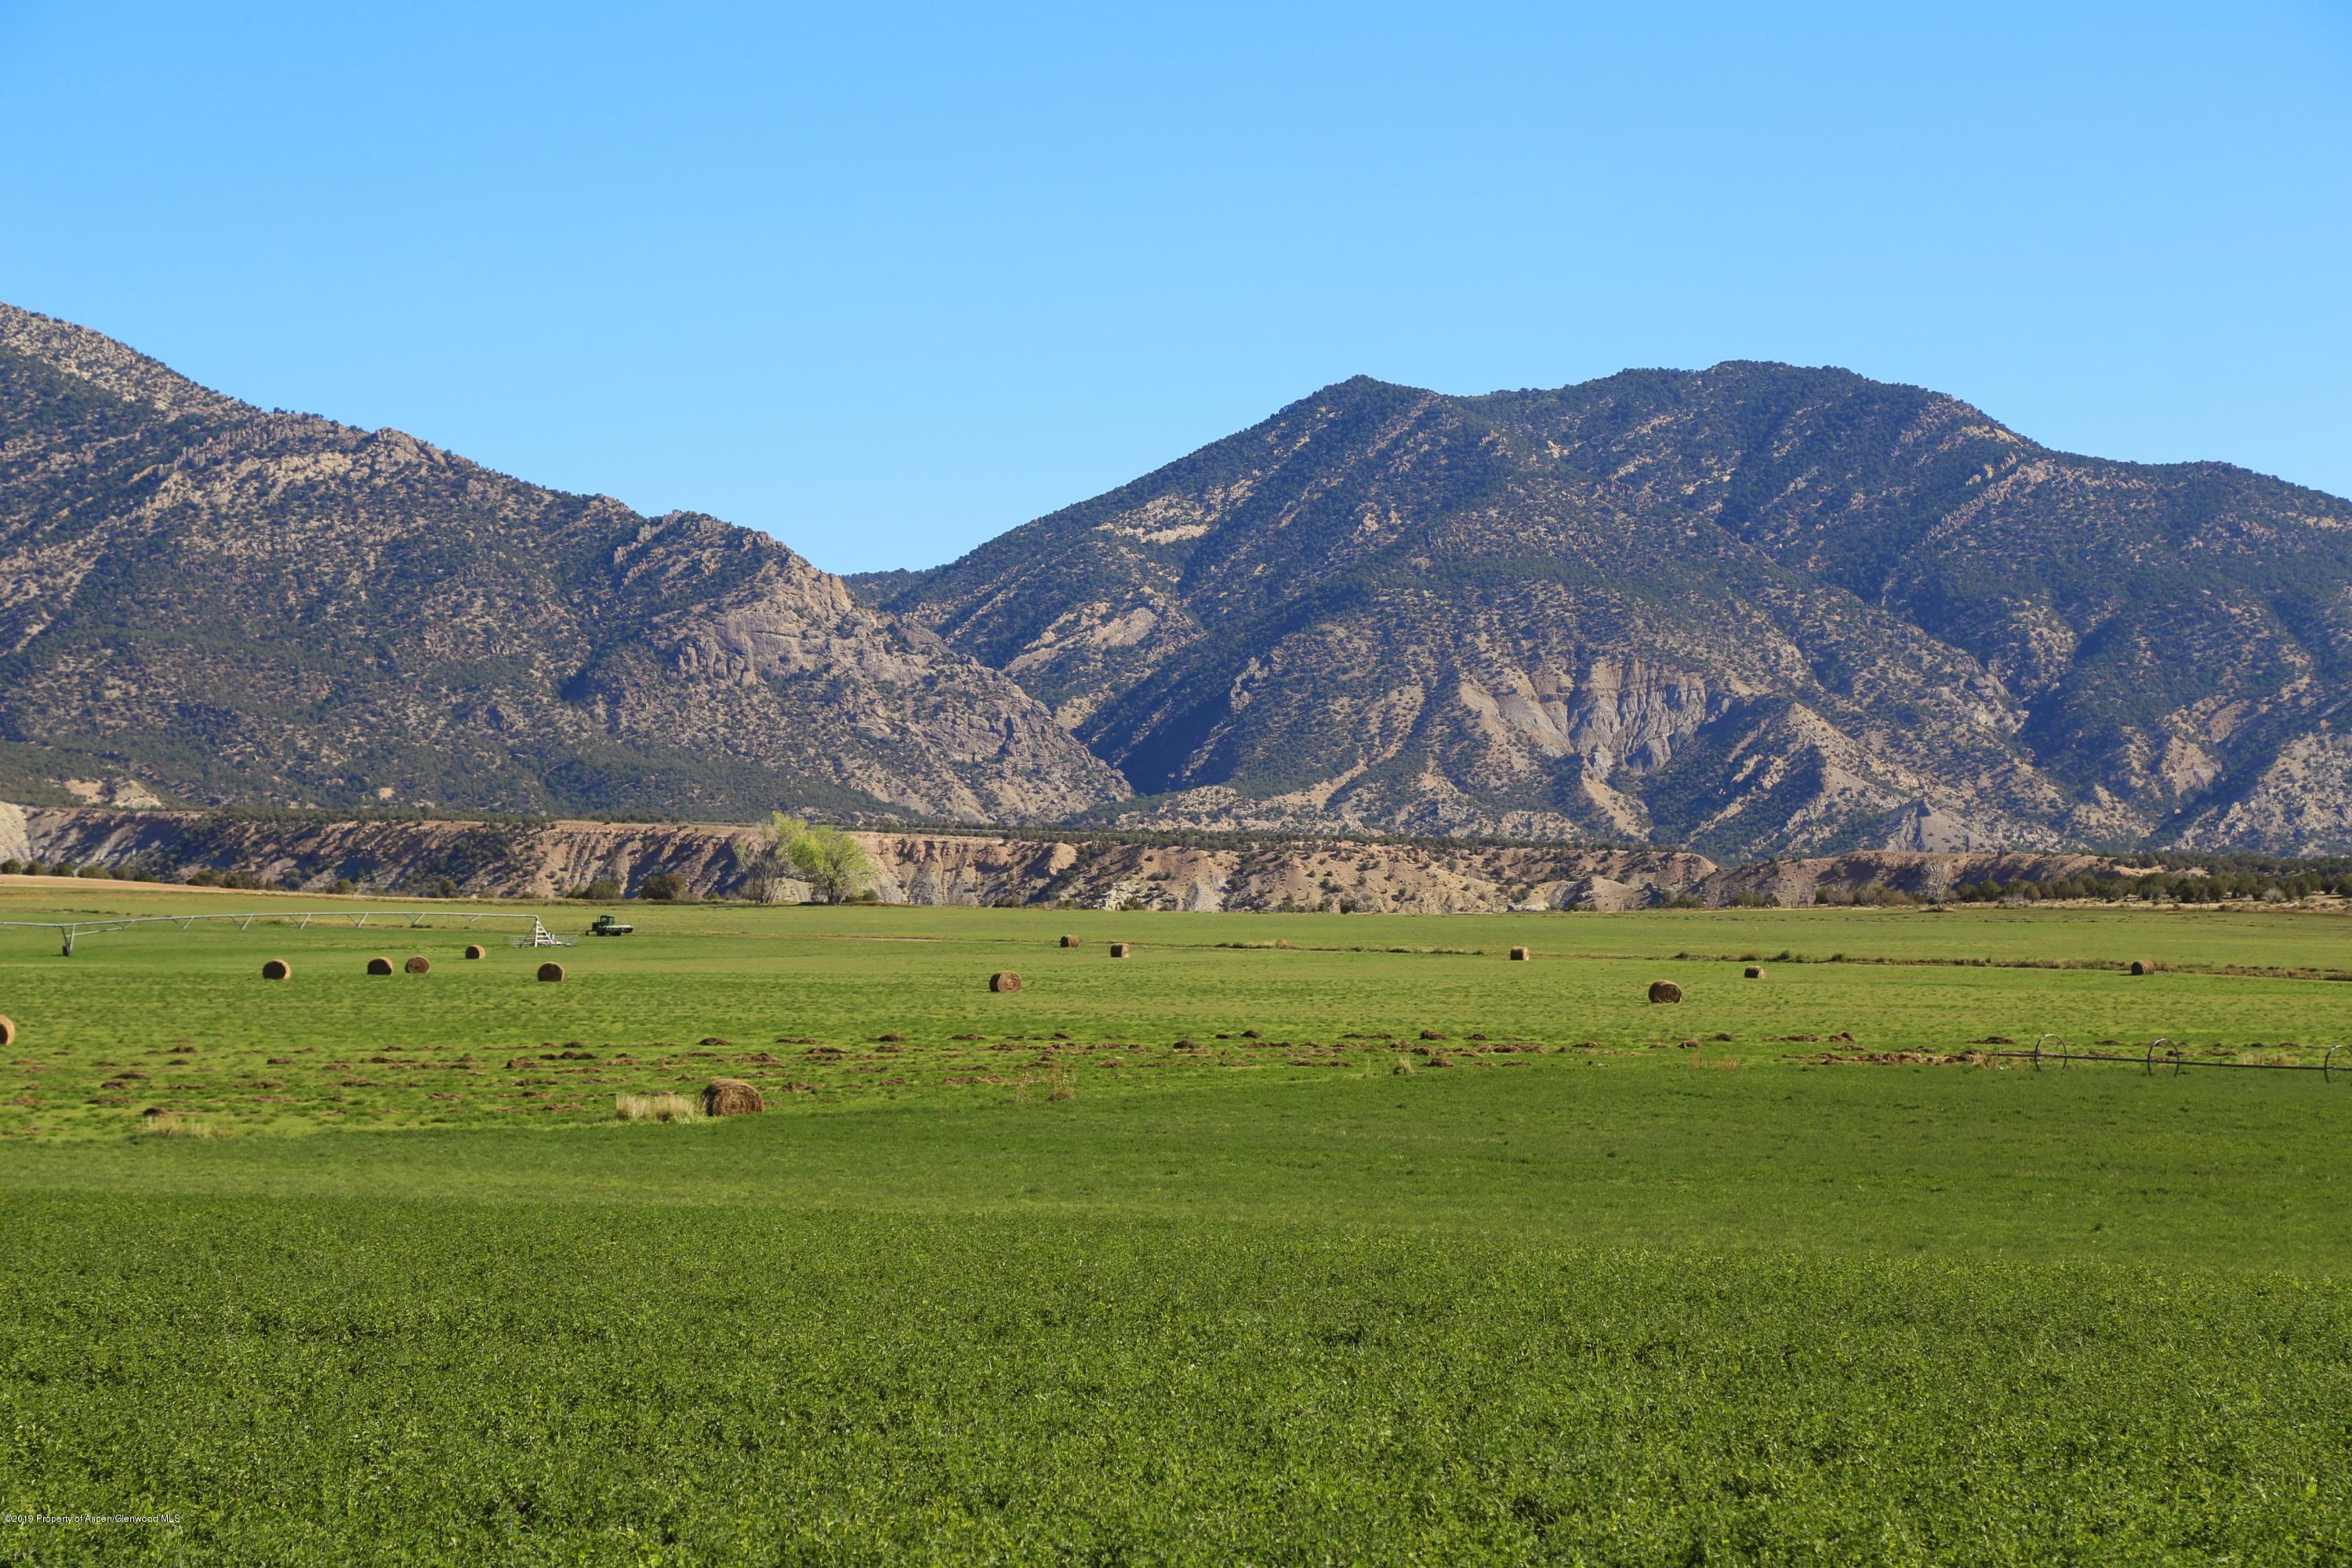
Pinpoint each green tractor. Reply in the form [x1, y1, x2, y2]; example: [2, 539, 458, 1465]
[587, 913, 634, 937]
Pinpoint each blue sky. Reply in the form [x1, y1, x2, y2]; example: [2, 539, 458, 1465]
[3, 2, 2347, 574]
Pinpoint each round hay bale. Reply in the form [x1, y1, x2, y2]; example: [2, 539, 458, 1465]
[1109, 942, 1132, 958]
[260, 960, 291, 982]
[0, 1015, 14, 1047]
[1647, 979, 1684, 1004]
[536, 961, 565, 983]
[404, 955, 430, 975]
[365, 956, 394, 976]
[1058, 935, 1078, 949]
[701, 1077, 765, 1116]
[1508, 946, 1531, 961]
[2129, 959, 2154, 976]
[463, 944, 487, 960]
[1743, 965, 1765, 979]
[989, 971, 1023, 993]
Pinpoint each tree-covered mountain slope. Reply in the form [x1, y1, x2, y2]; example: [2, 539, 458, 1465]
[861, 367, 2352, 856]
[0, 303, 1127, 820]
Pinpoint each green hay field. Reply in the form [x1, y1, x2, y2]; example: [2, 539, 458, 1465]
[1, 887, 2347, 1562]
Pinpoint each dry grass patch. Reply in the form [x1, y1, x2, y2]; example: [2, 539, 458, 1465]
[612, 1093, 700, 1124]
[139, 1111, 215, 1138]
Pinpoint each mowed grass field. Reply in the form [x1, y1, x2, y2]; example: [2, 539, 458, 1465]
[1, 886, 2348, 1563]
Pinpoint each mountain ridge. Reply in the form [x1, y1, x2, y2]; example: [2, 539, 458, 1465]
[862, 363, 2352, 855]
[9, 298, 2349, 855]
[0, 300, 1127, 822]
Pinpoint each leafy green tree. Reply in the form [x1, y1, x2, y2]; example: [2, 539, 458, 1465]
[770, 815, 873, 904]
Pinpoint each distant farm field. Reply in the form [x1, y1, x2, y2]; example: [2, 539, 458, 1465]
[1, 889, 2347, 1562]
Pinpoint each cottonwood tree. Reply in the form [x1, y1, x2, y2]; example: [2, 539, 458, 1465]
[749, 813, 874, 904]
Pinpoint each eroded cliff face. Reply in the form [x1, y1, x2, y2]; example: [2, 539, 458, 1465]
[12, 807, 1711, 911]
[13, 807, 2164, 913]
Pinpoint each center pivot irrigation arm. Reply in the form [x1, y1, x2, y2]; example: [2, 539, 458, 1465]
[0, 909, 560, 956]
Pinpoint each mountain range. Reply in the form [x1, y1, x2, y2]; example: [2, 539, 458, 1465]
[861, 368, 2352, 856]
[7, 299, 2352, 855]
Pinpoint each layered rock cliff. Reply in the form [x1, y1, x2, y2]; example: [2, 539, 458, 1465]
[9, 806, 2178, 913]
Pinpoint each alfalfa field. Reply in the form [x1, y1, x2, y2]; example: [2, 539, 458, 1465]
[0, 887, 2346, 1563]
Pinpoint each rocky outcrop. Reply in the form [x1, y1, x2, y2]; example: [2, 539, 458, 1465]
[0, 305, 244, 419]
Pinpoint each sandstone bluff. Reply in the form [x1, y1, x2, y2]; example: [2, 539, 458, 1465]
[5, 804, 2149, 913]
